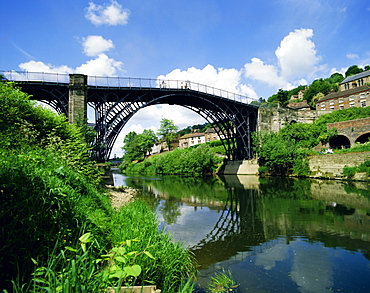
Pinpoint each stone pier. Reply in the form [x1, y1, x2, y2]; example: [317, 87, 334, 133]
[68, 74, 87, 124]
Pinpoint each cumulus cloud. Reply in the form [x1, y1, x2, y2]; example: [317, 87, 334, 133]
[85, 1, 130, 26]
[19, 60, 73, 73]
[157, 64, 258, 100]
[76, 54, 123, 76]
[244, 57, 290, 89]
[244, 28, 321, 92]
[19, 54, 123, 77]
[346, 53, 359, 60]
[82, 35, 114, 57]
[275, 29, 320, 78]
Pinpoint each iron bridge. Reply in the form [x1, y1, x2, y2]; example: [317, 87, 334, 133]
[1, 71, 259, 162]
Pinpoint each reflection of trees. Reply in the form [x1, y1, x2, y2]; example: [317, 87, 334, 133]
[159, 198, 182, 225]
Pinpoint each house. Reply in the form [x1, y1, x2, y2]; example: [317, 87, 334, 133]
[316, 71, 370, 111]
[286, 100, 312, 111]
[179, 132, 205, 148]
[204, 127, 222, 142]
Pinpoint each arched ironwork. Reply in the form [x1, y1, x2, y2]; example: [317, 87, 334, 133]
[88, 87, 258, 161]
[2, 71, 259, 162]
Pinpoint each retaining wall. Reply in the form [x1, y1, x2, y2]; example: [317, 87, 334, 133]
[222, 152, 370, 179]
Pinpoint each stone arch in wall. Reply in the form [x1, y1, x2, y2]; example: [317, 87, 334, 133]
[355, 132, 370, 144]
[329, 135, 351, 149]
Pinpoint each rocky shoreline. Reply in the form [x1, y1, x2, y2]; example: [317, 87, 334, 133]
[105, 185, 137, 209]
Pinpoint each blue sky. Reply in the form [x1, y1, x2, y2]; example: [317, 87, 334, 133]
[1, 0, 370, 157]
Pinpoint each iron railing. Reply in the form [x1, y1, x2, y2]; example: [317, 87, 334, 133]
[0, 70, 253, 103]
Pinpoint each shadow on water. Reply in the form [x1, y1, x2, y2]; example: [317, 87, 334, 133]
[113, 172, 370, 292]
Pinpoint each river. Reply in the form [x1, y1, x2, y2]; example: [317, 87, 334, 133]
[112, 172, 370, 292]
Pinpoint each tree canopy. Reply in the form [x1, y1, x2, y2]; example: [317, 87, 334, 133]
[122, 129, 157, 162]
[157, 118, 178, 151]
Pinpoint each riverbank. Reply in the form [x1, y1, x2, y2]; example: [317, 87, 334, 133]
[221, 151, 370, 180]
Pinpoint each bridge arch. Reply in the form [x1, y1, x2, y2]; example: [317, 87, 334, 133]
[355, 132, 370, 144]
[3, 71, 258, 162]
[89, 89, 258, 161]
[329, 135, 351, 149]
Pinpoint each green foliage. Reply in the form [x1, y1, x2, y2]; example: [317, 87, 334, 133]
[268, 89, 289, 105]
[0, 82, 195, 292]
[343, 166, 357, 179]
[157, 118, 178, 151]
[121, 145, 222, 176]
[303, 79, 332, 105]
[207, 270, 239, 293]
[342, 159, 370, 179]
[122, 129, 157, 162]
[316, 106, 370, 126]
[345, 65, 364, 77]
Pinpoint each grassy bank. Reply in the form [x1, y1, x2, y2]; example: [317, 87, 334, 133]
[120, 144, 224, 176]
[0, 81, 195, 292]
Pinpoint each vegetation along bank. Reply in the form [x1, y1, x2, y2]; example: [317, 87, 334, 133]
[0, 80, 196, 292]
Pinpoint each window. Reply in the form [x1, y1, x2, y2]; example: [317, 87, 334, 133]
[360, 94, 365, 99]
[361, 101, 366, 107]
[339, 99, 344, 103]
[350, 102, 355, 108]
[329, 101, 334, 105]
[349, 95, 354, 101]
[339, 105, 344, 110]
[321, 103, 325, 107]
[330, 106, 334, 110]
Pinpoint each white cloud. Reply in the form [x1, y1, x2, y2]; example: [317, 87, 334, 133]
[19, 60, 73, 73]
[244, 57, 289, 89]
[244, 28, 322, 92]
[275, 28, 320, 79]
[76, 54, 123, 76]
[157, 64, 258, 99]
[346, 53, 359, 60]
[85, 1, 130, 26]
[19, 54, 123, 77]
[82, 35, 114, 57]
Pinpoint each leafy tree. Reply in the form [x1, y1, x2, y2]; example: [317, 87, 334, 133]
[122, 130, 157, 162]
[303, 79, 332, 105]
[157, 118, 178, 151]
[137, 129, 157, 158]
[327, 72, 345, 84]
[253, 131, 299, 175]
[122, 131, 142, 162]
[365, 65, 370, 71]
[345, 65, 364, 77]
[268, 89, 289, 105]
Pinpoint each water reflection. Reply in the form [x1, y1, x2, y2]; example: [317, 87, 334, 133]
[113, 173, 370, 292]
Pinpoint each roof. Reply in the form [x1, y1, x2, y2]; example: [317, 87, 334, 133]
[316, 85, 370, 103]
[179, 132, 205, 139]
[286, 100, 311, 110]
[205, 127, 219, 133]
[340, 71, 370, 84]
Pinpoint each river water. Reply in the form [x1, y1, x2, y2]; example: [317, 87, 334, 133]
[112, 172, 370, 292]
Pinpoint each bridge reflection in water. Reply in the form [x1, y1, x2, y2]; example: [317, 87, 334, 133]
[114, 173, 370, 292]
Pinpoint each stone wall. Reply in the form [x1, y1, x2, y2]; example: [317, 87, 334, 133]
[258, 105, 319, 133]
[308, 151, 370, 179]
[222, 152, 370, 179]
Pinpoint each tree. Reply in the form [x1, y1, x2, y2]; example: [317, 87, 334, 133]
[157, 118, 178, 151]
[122, 131, 142, 162]
[345, 65, 364, 77]
[137, 129, 157, 158]
[122, 130, 158, 162]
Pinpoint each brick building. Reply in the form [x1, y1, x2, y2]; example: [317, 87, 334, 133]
[316, 71, 370, 111]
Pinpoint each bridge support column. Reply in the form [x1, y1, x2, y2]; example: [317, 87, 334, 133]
[68, 74, 87, 124]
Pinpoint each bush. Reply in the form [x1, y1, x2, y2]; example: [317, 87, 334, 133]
[121, 145, 222, 176]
